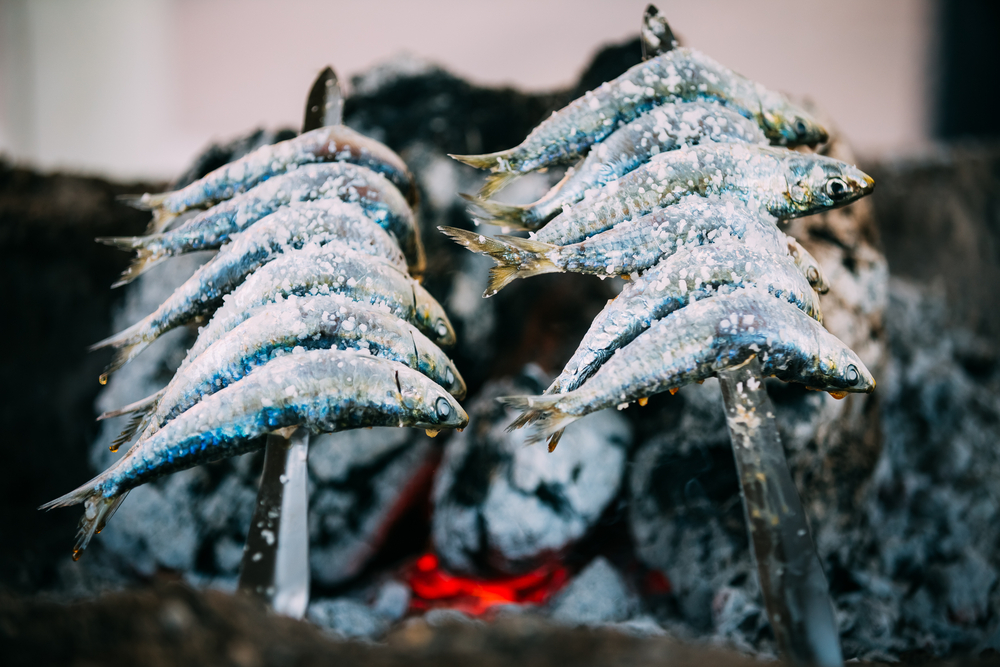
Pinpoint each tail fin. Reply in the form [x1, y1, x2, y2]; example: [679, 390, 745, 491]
[498, 395, 580, 448]
[478, 172, 521, 199]
[459, 193, 539, 231]
[88, 319, 151, 381]
[109, 413, 149, 452]
[97, 388, 166, 422]
[40, 476, 122, 560]
[117, 193, 178, 233]
[95, 236, 168, 286]
[438, 226, 560, 296]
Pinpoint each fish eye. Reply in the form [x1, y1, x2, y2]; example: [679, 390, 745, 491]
[846, 364, 860, 386]
[795, 118, 808, 135]
[435, 319, 449, 339]
[826, 178, 849, 201]
[435, 396, 452, 420]
[806, 267, 820, 284]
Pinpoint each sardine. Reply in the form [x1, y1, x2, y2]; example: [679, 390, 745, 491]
[94, 243, 455, 377]
[41, 350, 469, 559]
[465, 102, 767, 230]
[131, 124, 416, 231]
[546, 243, 822, 398]
[450, 47, 828, 197]
[100, 162, 424, 283]
[184, 243, 454, 363]
[502, 290, 874, 448]
[476, 144, 874, 244]
[442, 194, 827, 295]
[104, 295, 467, 452]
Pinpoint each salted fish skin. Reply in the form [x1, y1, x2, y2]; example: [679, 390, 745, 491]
[42, 350, 469, 557]
[451, 47, 827, 189]
[134, 295, 466, 443]
[102, 162, 424, 280]
[183, 243, 455, 368]
[547, 243, 822, 395]
[532, 143, 874, 247]
[504, 290, 873, 445]
[143, 124, 416, 219]
[471, 102, 768, 230]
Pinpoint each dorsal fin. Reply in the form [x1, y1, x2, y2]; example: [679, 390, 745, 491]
[302, 66, 344, 132]
[641, 5, 678, 60]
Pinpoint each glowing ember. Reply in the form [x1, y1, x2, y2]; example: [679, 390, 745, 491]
[404, 552, 570, 616]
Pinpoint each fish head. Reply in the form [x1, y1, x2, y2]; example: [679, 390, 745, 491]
[397, 371, 469, 430]
[783, 154, 874, 215]
[784, 236, 830, 295]
[810, 337, 876, 395]
[413, 285, 457, 347]
[758, 90, 829, 146]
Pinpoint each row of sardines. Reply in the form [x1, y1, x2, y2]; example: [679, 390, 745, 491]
[43, 79, 469, 558]
[444, 9, 876, 450]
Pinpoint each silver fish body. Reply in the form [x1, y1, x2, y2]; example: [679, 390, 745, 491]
[42, 350, 469, 557]
[451, 47, 827, 196]
[547, 243, 822, 395]
[141, 124, 416, 224]
[101, 162, 424, 282]
[443, 194, 822, 296]
[470, 102, 767, 230]
[127, 295, 465, 447]
[504, 290, 874, 446]
[183, 243, 455, 367]
[530, 144, 874, 246]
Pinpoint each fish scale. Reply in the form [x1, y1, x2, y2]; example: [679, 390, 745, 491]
[145, 124, 416, 219]
[451, 47, 827, 197]
[123, 295, 466, 448]
[502, 291, 874, 447]
[547, 243, 822, 396]
[531, 143, 874, 246]
[183, 243, 455, 368]
[100, 162, 424, 283]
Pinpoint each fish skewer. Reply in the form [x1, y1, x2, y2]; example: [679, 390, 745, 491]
[473, 143, 874, 244]
[91, 201, 405, 380]
[42, 350, 470, 559]
[502, 291, 874, 449]
[101, 162, 425, 284]
[545, 243, 822, 399]
[442, 194, 828, 295]
[451, 46, 828, 197]
[463, 102, 767, 230]
[102, 295, 467, 451]
[92, 243, 454, 377]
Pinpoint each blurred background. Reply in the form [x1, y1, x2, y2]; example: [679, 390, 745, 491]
[0, 0, 979, 179]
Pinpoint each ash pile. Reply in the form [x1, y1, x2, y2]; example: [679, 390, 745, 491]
[26, 34, 1000, 667]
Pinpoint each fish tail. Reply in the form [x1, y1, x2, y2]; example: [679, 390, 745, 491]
[438, 226, 560, 296]
[88, 319, 152, 380]
[95, 236, 168, 286]
[146, 209, 179, 234]
[478, 172, 520, 199]
[40, 476, 122, 560]
[448, 149, 518, 172]
[498, 395, 579, 448]
[459, 193, 537, 230]
[109, 413, 148, 452]
[97, 388, 166, 422]
[116, 193, 163, 211]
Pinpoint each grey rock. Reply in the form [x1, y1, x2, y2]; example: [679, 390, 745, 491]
[432, 376, 631, 574]
[549, 557, 634, 626]
[307, 598, 389, 641]
[373, 580, 411, 621]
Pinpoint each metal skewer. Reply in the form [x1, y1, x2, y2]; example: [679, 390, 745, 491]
[237, 65, 344, 617]
[719, 357, 843, 666]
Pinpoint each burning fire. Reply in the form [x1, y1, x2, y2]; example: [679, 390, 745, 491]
[405, 552, 570, 616]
